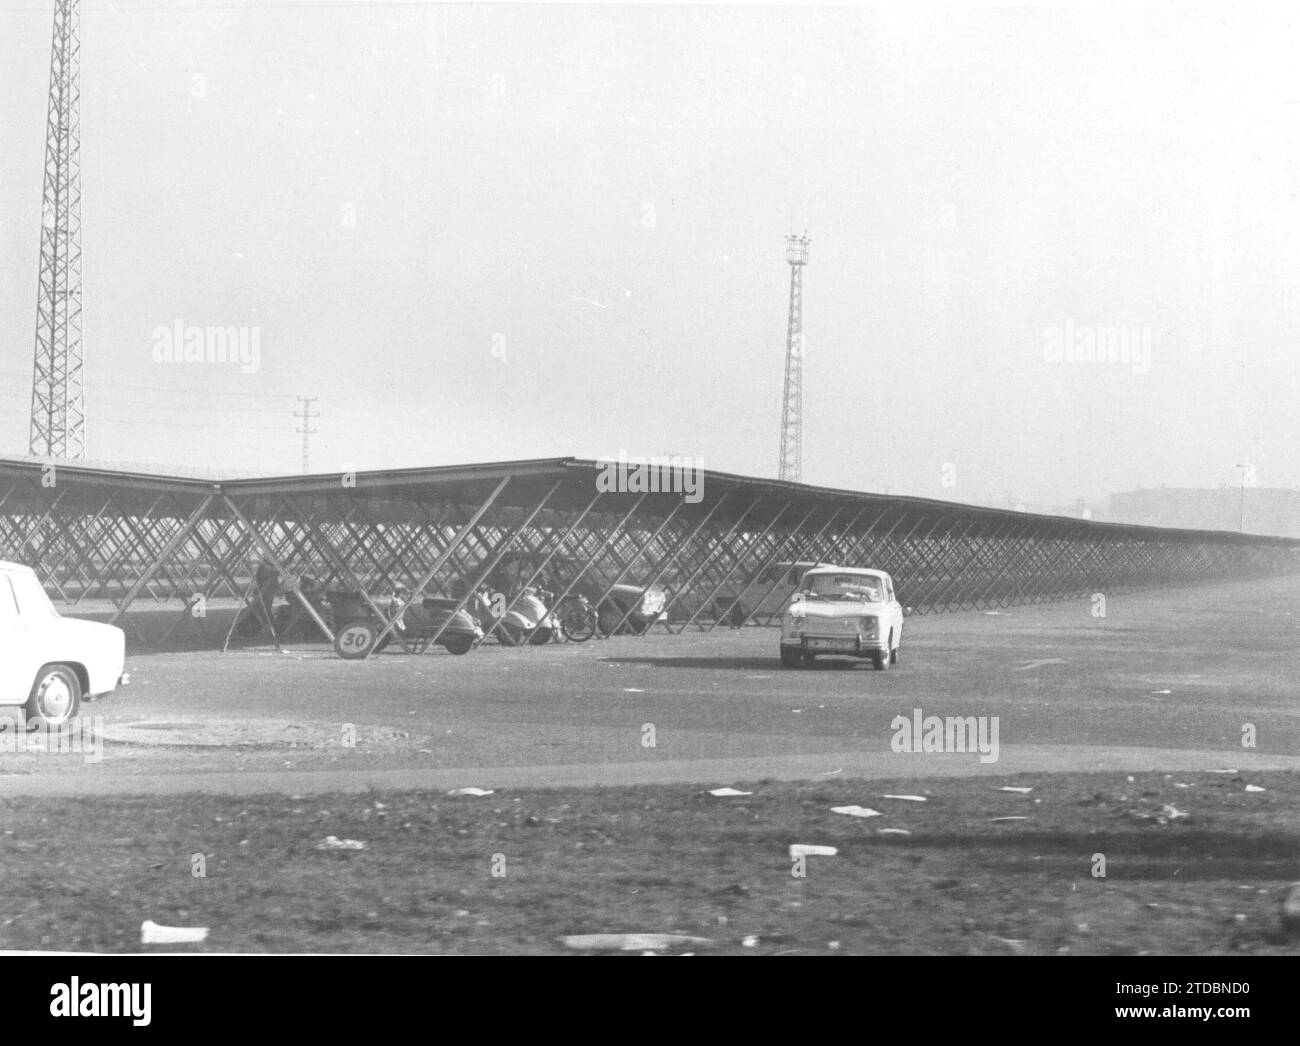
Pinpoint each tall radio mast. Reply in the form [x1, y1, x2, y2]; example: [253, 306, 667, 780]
[30, 0, 86, 459]
[778, 232, 809, 483]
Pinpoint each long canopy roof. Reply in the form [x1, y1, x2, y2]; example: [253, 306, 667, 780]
[1, 455, 1296, 546]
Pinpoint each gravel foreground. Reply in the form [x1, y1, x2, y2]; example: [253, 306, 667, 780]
[2, 769, 1296, 954]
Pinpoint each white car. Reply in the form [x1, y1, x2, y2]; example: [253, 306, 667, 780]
[0, 560, 126, 725]
[779, 566, 904, 671]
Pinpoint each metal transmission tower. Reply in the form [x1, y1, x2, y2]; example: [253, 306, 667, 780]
[29, 0, 86, 459]
[294, 397, 319, 471]
[778, 233, 810, 483]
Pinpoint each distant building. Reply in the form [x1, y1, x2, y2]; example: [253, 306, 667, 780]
[1106, 487, 1300, 538]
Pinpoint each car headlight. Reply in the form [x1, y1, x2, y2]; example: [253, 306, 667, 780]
[859, 616, 878, 634]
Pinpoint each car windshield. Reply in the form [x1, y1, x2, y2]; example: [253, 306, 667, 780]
[8, 570, 58, 618]
[800, 573, 884, 601]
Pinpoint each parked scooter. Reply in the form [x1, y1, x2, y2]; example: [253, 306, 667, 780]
[469, 584, 557, 646]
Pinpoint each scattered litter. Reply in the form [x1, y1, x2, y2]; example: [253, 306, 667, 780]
[315, 835, 367, 851]
[708, 788, 752, 797]
[1174, 783, 1190, 788]
[741, 935, 759, 948]
[983, 611, 1002, 616]
[141, 920, 209, 945]
[743, 675, 772, 680]
[876, 828, 912, 836]
[561, 933, 712, 952]
[1161, 804, 1189, 820]
[990, 816, 1027, 822]
[881, 794, 926, 802]
[830, 805, 882, 818]
[1245, 785, 1266, 793]
[1150, 690, 1172, 695]
[1282, 884, 1300, 937]
[1209, 769, 1239, 774]
[991, 936, 1027, 955]
[1014, 658, 1068, 670]
[623, 688, 645, 693]
[820, 768, 843, 777]
[789, 844, 838, 859]
[998, 786, 1033, 794]
[447, 787, 494, 797]
[790, 709, 802, 714]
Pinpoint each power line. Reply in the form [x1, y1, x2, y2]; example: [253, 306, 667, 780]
[94, 416, 290, 432]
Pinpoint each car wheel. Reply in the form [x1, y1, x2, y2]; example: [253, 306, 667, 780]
[780, 648, 803, 668]
[872, 640, 890, 671]
[527, 627, 553, 646]
[443, 635, 474, 655]
[891, 644, 899, 665]
[597, 605, 624, 636]
[26, 665, 82, 727]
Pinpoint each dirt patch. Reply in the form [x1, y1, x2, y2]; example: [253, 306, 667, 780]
[99, 718, 412, 750]
[1, 769, 1296, 954]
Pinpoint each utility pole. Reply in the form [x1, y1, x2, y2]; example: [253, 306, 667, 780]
[294, 397, 319, 472]
[29, 0, 86, 458]
[1235, 463, 1249, 532]
[779, 232, 810, 483]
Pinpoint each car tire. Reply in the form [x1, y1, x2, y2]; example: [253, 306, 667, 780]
[597, 605, 624, 636]
[780, 648, 803, 668]
[26, 664, 82, 727]
[872, 650, 889, 671]
[527, 627, 553, 646]
[443, 635, 473, 655]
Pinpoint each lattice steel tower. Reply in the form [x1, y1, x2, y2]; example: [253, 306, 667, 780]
[778, 233, 809, 483]
[29, 0, 86, 459]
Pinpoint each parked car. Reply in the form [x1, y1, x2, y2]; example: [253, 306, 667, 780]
[666, 560, 837, 625]
[0, 560, 127, 724]
[778, 566, 904, 671]
[330, 588, 483, 658]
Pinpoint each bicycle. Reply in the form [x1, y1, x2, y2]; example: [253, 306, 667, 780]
[556, 592, 598, 642]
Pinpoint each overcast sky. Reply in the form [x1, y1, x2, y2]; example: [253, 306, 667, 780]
[2, 1, 1298, 507]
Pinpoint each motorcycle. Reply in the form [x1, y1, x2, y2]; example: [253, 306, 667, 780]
[469, 584, 557, 646]
[329, 588, 483, 659]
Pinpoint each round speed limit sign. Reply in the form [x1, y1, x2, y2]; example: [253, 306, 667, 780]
[334, 622, 376, 660]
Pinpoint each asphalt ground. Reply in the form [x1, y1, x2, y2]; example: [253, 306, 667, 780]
[2, 574, 1297, 795]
